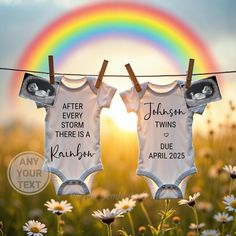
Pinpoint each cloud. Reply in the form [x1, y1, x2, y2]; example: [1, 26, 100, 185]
[0, 0, 101, 7]
[0, 0, 45, 4]
[0, 0, 22, 4]
[52, 0, 98, 7]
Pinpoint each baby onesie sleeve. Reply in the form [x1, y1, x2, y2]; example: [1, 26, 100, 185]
[97, 82, 117, 108]
[120, 87, 140, 113]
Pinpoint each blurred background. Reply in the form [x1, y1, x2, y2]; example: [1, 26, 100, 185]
[0, 0, 236, 235]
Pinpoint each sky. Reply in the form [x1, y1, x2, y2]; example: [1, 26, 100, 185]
[0, 0, 236, 130]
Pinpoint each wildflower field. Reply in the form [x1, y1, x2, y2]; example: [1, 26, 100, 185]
[0, 102, 235, 236]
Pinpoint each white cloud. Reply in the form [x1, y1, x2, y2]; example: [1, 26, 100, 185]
[52, 0, 97, 8]
[211, 36, 236, 70]
[0, 0, 101, 7]
[0, 0, 45, 4]
[0, 0, 22, 4]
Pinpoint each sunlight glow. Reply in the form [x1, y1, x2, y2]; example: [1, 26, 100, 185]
[105, 95, 137, 132]
[10, 38, 228, 134]
[57, 38, 172, 132]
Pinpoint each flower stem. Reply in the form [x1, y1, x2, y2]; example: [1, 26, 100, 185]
[109, 224, 113, 236]
[174, 223, 181, 236]
[140, 202, 153, 226]
[159, 200, 170, 235]
[106, 224, 112, 236]
[192, 206, 199, 236]
[229, 179, 234, 195]
[230, 213, 236, 236]
[140, 202, 154, 236]
[0, 229, 5, 236]
[221, 223, 225, 236]
[128, 212, 136, 236]
[166, 200, 170, 212]
[57, 214, 62, 236]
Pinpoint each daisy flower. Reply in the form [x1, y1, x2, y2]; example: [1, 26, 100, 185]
[172, 216, 181, 224]
[132, 193, 152, 225]
[196, 201, 213, 213]
[131, 193, 149, 202]
[44, 199, 73, 215]
[23, 220, 47, 236]
[92, 208, 123, 225]
[178, 193, 200, 207]
[92, 187, 110, 200]
[29, 208, 43, 219]
[138, 226, 146, 234]
[209, 165, 222, 179]
[115, 197, 136, 213]
[223, 165, 236, 179]
[186, 231, 197, 236]
[201, 229, 219, 236]
[223, 195, 236, 213]
[189, 223, 205, 230]
[214, 212, 233, 223]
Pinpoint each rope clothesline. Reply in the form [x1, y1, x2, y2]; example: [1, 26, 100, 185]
[0, 66, 236, 78]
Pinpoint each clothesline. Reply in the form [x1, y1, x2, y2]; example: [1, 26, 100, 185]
[0, 66, 236, 78]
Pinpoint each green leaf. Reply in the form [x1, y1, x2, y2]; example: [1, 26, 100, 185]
[148, 225, 159, 236]
[163, 226, 177, 232]
[117, 230, 129, 236]
[156, 208, 176, 235]
[164, 209, 175, 221]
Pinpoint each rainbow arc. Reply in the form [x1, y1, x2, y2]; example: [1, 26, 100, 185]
[11, 2, 217, 100]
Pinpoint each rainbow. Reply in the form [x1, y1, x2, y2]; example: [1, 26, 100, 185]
[11, 1, 218, 98]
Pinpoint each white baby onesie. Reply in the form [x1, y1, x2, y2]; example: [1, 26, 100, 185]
[42, 77, 116, 195]
[120, 80, 205, 199]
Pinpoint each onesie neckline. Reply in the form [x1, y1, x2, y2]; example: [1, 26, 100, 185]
[60, 76, 89, 91]
[147, 80, 179, 96]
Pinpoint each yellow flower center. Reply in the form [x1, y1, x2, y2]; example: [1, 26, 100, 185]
[122, 205, 130, 209]
[187, 232, 196, 236]
[30, 226, 40, 233]
[230, 200, 236, 208]
[172, 216, 180, 224]
[54, 205, 64, 211]
[221, 216, 227, 222]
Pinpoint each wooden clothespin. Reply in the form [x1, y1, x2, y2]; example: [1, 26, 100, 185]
[95, 60, 109, 89]
[48, 55, 55, 84]
[125, 63, 142, 92]
[185, 58, 195, 89]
